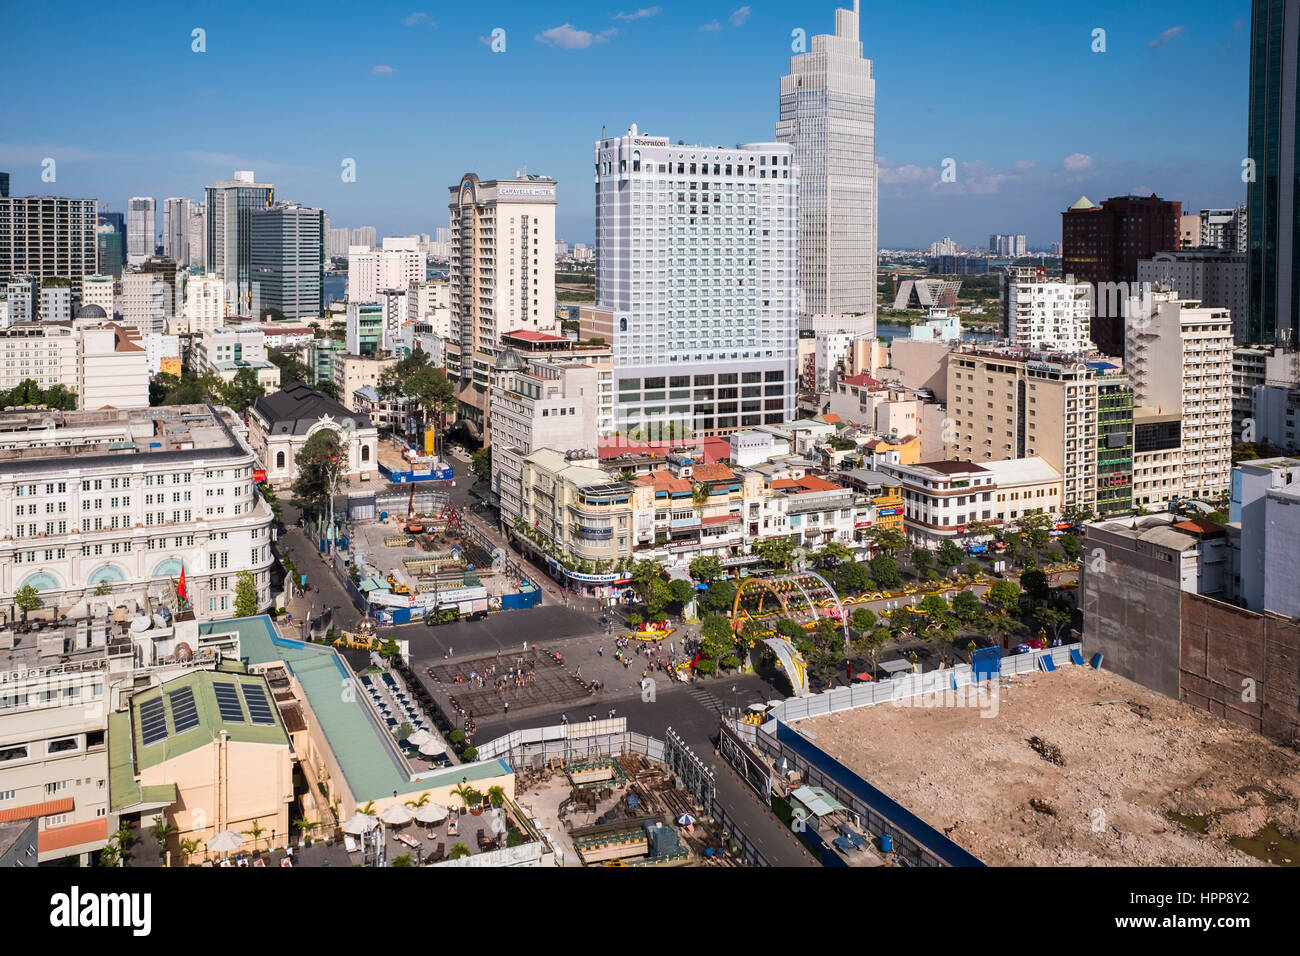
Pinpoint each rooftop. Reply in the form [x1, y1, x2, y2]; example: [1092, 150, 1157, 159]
[910, 460, 991, 476]
[198, 615, 512, 802]
[251, 382, 373, 435]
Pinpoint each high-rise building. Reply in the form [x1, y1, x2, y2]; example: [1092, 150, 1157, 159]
[326, 227, 352, 258]
[1095, 371, 1135, 517]
[182, 273, 226, 334]
[448, 172, 559, 440]
[95, 227, 122, 279]
[1247, 0, 1300, 346]
[1125, 287, 1234, 499]
[39, 282, 72, 322]
[989, 234, 1027, 257]
[776, 1, 876, 334]
[1001, 268, 1093, 353]
[1062, 193, 1182, 355]
[945, 346, 1117, 513]
[250, 200, 325, 320]
[0, 195, 99, 298]
[1137, 249, 1248, 342]
[1179, 213, 1202, 248]
[80, 274, 116, 316]
[1200, 206, 1247, 253]
[595, 126, 800, 439]
[346, 237, 423, 303]
[205, 171, 274, 316]
[127, 197, 155, 265]
[349, 226, 377, 250]
[2, 277, 39, 324]
[187, 205, 207, 271]
[162, 198, 193, 263]
[0, 171, 8, 198]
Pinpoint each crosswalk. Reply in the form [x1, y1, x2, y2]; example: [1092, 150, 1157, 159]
[690, 687, 725, 716]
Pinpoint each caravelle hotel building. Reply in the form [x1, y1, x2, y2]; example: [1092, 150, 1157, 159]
[595, 126, 800, 440]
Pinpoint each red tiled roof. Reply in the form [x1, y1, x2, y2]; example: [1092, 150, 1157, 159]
[502, 329, 568, 342]
[772, 475, 843, 493]
[0, 797, 74, 823]
[691, 463, 736, 482]
[39, 818, 108, 854]
[1173, 518, 1225, 535]
[841, 374, 886, 389]
[599, 438, 675, 459]
[821, 413, 842, 423]
[637, 470, 692, 494]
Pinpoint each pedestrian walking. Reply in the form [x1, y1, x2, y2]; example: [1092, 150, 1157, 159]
[598, 646, 603, 656]
[503, 701, 509, 714]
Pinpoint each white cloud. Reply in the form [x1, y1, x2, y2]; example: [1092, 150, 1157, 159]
[699, 20, 722, 32]
[729, 6, 751, 26]
[403, 12, 434, 27]
[878, 163, 933, 185]
[614, 7, 661, 20]
[537, 24, 613, 48]
[1063, 153, 1093, 172]
[1014, 159, 1037, 172]
[1149, 25, 1186, 49]
[371, 64, 395, 74]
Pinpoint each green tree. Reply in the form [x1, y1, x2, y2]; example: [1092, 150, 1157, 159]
[392, 853, 414, 867]
[911, 548, 934, 577]
[268, 349, 311, 386]
[668, 578, 696, 612]
[293, 818, 317, 845]
[849, 607, 877, 633]
[951, 589, 982, 623]
[869, 527, 907, 556]
[965, 520, 996, 540]
[629, 559, 666, 609]
[241, 818, 266, 851]
[150, 815, 178, 853]
[233, 570, 259, 618]
[701, 579, 736, 613]
[378, 349, 457, 441]
[1020, 569, 1050, 604]
[835, 560, 872, 595]
[987, 580, 1022, 616]
[775, 618, 804, 641]
[868, 554, 900, 589]
[396, 721, 414, 742]
[814, 542, 853, 569]
[471, 446, 492, 483]
[1035, 605, 1072, 642]
[218, 367, 266, 417]
[689, 555, 724, 584]
[450, 843, 471, 860]
[936, 539, 964, 569]
[179, 837, 201, 865]
[1058, 534, 1082, 562]
[292, 428, 345, 519]
[855, 627, 891, 678]
[1018, 511, 1054, 550]
[917, 594, 949, 618]
[13, 584, 41, 621]
[754, 536, 797, 570]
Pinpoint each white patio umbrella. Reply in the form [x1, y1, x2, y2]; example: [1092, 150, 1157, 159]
[380, 803, 415, 825]
[418, 737, 447, 756]
[342, 812, 379, 835]
[414, 803, 448, 825]
[206, 829, 244, 853]
[406, 729, 433, 747]
[676, 813, 697, 827]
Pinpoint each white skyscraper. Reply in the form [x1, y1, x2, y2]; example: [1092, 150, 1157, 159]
[127, 197, 155, 265]
[777, 1, 876, 334]
[594, 125, 800, 437]
[1002, 268, 1094, 353]
[346, 237, 424, 303]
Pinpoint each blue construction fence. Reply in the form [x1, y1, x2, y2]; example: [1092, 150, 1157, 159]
[771, 721, 985, 867]
[378, 462, 454, 483]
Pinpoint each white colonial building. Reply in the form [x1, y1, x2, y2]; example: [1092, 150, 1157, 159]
[248, 382, 379, 488]
[0, 404, 275, 622]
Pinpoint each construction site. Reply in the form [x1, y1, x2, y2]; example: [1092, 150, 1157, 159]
[343, 486, 539, 623]
[793, 665, 1300, 867]
[515, 752, 742, 866]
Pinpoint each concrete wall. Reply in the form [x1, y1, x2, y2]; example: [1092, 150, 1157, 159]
[1180, 593, 1300, 745]
[1080, 526, 1184, 697]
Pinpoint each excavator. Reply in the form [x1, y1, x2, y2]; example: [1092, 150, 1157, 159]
[405, 485, 425, 535]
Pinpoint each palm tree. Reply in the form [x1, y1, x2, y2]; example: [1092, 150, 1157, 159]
[691, 482, 710, 519]
[451, 782, 477, 811]
[149, 815, 178, 857]
[487, 785, 506, 808]
[293, 817, 317, 846]
[404, 791, 431, 810]
[450, 842, 471, 860]
[178, 838, 201, 867]
[241, 818, 266, 851]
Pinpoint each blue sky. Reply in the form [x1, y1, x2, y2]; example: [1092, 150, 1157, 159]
[1, 0, 1252, 249]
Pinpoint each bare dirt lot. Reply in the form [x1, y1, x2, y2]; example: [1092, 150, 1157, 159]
[799, 666, 1300, 866]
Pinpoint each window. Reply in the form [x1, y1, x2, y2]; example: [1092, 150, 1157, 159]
[276, 451, 285, 469]
[47, 737, 79, 755]
[0, 746, 27, 762]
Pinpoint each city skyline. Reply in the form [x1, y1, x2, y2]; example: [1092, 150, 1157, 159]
[1, 0, 1252, 249]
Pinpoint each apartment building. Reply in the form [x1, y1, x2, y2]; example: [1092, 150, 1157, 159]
[1138, 250, 1247, 342]
[333, 353, 396, 413]
[79, 275, 115, 316]
[594, 126, 799, 438]
[945, 347, 1103, 513]
[491, 351, 600, 526]
[0, 196, 99, 300]
[193, 326, 281, 389]
[1232, 344, 1300, 442]
[1131, 408, 1183, 509]
[1001, 269, 1093, 353]
[1125, 288, 1233, 499]
[180, 273, 226, 335]
[345, 237, 423, 304]
[448, 173, 559, 438]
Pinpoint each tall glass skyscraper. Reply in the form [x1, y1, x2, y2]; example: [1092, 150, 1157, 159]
[1247, 0, 1299, 346]
[251, 201, 325, 320]
[776, 1, 876, 334]
[206, 171, 274, 315]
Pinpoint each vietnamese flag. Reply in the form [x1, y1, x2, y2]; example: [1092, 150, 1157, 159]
[177, 564, 188, 601]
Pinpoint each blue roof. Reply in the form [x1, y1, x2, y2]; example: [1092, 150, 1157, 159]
[1086, 362, 1118, 371]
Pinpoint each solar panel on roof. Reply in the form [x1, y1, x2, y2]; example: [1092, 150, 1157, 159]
[213, 682, 245, 723]
[169, 686, 200, 734]
[241, 683, 275, 725]
[139, 697, 169, 746]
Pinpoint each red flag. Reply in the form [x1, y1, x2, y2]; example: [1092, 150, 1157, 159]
[177, 564, 188, 601]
